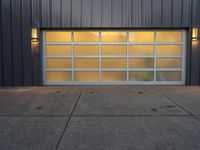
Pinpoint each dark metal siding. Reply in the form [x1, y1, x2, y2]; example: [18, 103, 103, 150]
[1, 0, 13, 86]
[12, 0, 23, 86]
[131, 0, 142, 27]
[92, 0, 101, 27]
[162, 0, 172, 27]
[0, 0, 200, 86]
[121, 0, 131, 27]
[31, 0, 200, 28]
[112, 0, 122, 27]
[102, 0, 112, 27]
[172, 0, 182, 27]
[42, 0, 51, 27]
[82, 0, 92, 27]
[62, 0, 71, 27]
[152, 0, 162, 27]
[0, 0, 2, 86]
[191, 31, 200, 85]
[72, 0, 82, 27]
[21, 0, 33, 85]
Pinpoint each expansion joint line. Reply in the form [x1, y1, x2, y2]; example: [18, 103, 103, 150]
[156, 88, 200, 122]
[55, 89, 83, 150]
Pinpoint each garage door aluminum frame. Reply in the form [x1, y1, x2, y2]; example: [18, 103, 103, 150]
[42, 30, 186, 85]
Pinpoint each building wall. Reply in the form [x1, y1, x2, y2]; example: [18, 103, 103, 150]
[0, 0, 200, 86]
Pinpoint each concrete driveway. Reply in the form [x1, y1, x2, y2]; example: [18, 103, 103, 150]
[0, 86, 200, 150]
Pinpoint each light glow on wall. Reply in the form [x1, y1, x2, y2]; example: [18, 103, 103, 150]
[192, 28, 198, 41]
[32, 28, 39, 42]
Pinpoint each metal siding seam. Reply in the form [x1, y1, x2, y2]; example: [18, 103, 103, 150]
[12, 0, 23, 86]
[10, 0, 14, 86]
[1, 0, 13, 86]
[22, 0, 33, 85]
[0, 0, 3, 86]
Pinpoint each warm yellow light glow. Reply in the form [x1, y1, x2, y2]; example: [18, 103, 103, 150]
[192, 28, 198, 41]
[32, 28, 39, 42]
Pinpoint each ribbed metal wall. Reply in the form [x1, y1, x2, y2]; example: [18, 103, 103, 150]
[31, 0, 200, 28]
[0, 0, 200, 86]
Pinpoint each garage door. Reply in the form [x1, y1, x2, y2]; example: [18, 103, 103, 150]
[43, 30, 186, 85]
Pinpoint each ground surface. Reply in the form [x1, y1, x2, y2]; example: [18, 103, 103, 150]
[0, 86, 200, 150]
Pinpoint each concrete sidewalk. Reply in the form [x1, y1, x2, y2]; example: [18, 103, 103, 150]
[0, 86, 200, 150]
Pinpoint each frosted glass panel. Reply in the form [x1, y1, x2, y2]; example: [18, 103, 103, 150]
[74, 59, 99, 69]
[129, 58, 154, 68]
[74, 32, 99, 42]
[102, 59, 126, 68]
[46, 45, 72, 56]
[102, 32, 126, 42]
[129, 32, 154, 42]
[157, 58, 182, 68]
[47, 59, 72, 68]
[47, 72, 72, 82]
[102, 72, 126, 81]
[156, 45, 182, 56]
[129, 45, 154, 56]
[46, 32, 71, 42]
[102, 45, 126, 56]
[156, 32, 182, 42]
[157, 71, 181, 81]
[129, 71, 154, 81]
[75, 72, 99, 82]
[74, 45, 99, 56]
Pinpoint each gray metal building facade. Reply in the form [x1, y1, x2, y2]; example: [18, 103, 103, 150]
[0, 0, 200, 86]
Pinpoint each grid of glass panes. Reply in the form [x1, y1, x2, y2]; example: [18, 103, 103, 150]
[44, 31, 184, 84]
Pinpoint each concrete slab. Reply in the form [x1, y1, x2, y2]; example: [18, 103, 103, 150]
[74, 86, 187, 115]
[58, 116, 200, 150]
[0, 87, 81, 116]
[0, 117, 67, 150]
[157, 86, 200, 115]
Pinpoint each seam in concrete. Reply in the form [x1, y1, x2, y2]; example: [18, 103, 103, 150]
[0, 115, 68, 117]
[156, 88, 200, 122]
[72, 114, 192, 117]
[55, 89, 83, 150]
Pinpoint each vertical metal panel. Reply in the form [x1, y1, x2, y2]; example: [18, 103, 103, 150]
[32, 42, 41, 85]
[62, 0, 71, 27]
[162, 0, 172, 27]
[191, 35, 200, 84]
[102, 0, 112, 27]
[121, 0, 131, 27]
[142, 0, 152, 27]
[22, 0, 33, 85]
[182, 0, 192, 27]
[131, 0, 142, 27]
[82, 0, 92, 27]
[1, 0, 13, 86]
[192, 0, 197, 27]
[185, 29, 192, 85]
[42, 0, 51, 27]
[152, 0, 162, 27]
[192, 0, 200, 27]
[112, 0, 121, 27]
[172, 0, 182, 27]
[0, 0, 3, 86]
[52, 0, 61, 27]
[91, 0, 101, 27]
[72, 0, 82, 27]
[32, 0, 41, 27]
[12, 0, 23, 86]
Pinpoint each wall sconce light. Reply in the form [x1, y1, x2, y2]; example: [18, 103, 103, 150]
[192, 28, 198, 41]
[32, 28, 39, 42]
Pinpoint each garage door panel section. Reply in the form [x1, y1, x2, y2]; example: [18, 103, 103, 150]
[43, 30, 186, 85]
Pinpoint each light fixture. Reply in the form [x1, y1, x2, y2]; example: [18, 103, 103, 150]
[32, 28, 39, 42]
[192, 28, 198, 41]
